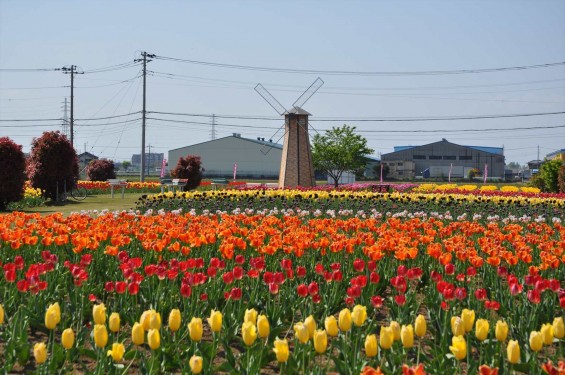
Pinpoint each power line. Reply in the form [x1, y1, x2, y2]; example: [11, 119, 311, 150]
[0, 118, 141, 128]
[0, 111, 141, 122]
[154, 55, 565, 76]
[0, 68, 62, 72]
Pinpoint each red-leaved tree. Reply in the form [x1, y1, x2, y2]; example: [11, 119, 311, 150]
[86, 159, 116, 181]
[170, 155, 204, 191]
[0, 137, 26, 210]
[27, 131, 78, 200]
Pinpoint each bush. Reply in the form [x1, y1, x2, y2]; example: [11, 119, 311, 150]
[0, 137, 26, 210]
[86, 159, 116, 181]
[539, 159, 562, 193]
[27, 131, 78, 200]
[171, 155, 204, 191]
[557, 164, 565, 193]
[468, 168, 481, 180]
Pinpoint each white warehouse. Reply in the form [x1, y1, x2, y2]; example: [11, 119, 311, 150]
[168, 134, 282, 179]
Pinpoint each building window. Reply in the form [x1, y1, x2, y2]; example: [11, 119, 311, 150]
[397, 162, 403, 166]
[388, 162, 395, 166]
[443, 156, 456, 160]
[413, 155, 426, 160]
[429, 155, 442, 160]
[459, 156, 472, 160]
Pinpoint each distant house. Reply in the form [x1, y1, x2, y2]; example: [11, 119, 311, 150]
[78, 152, 98, 169]
[546, 149, 565, 163]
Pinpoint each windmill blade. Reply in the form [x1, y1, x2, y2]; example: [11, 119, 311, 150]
[292, 77, 324, 109]
[255, 83, 287, 115]
[260, 123, 286, 155]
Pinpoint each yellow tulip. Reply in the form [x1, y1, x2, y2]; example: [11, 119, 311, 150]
[131, 322, 144, 345]
[148, 329, 160, 350]
[0, 304, 4, 325]
[93, 324, 108, 348]
[415, 314, 426, 338]
[44, 303, 61, 330]
[313, 330, 327, 354]
[451, 317, 465, 337]
[140, 310, 161, 331]
[188, 318, 203, 342]
[189, 355, 203, 374]
[338, 308, 352, 332]
[495, 320, 509, 342]
[541, 324, 553, 346]
[273, 338, 290, 363]
[244, 308, 258, 325]
[106, 343, 125, 362]
[352, 305, 367, 327]
[529, 331, 543, 352]
[242, 321, 257, 346]
[304, 315, 317, 339]
[507, 340, 520, 364]
[294, 322, 309, 344]
[390, 321, 401, 341]
[379, 326, 394, 350]
[475, 319, 489, 342]
[257, 315, 270, 339]
[461, 309, 475, 333]
[168, 309, 181, 332]
[325, 316, 339, 337]
[93, 303, 106, 325]
[449, 335, 467, 360]
[109, 312, 120, 333]
[208, 309, 223, 333]
[34, 342, 47, 364]
[61, 328, 75, 350]
[553, 317, 564, 339]
[365, 334, 378, 357]
[401, 324, 414, 348]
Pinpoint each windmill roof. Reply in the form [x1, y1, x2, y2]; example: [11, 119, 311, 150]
[287, 107, 311, 116]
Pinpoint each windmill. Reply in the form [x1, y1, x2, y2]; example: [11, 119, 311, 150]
[255, 78, 324, 188]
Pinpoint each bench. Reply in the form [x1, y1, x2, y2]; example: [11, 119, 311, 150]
[371, 184, 392, 193]
[211, 178, 228, 190]
[160, 178, 187, 193]
[107, 179, 128, 198]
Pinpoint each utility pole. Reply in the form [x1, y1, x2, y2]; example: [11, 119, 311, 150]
[147, 144, 152, 176]
[62, 98, 69, 137]
[210, 114, 217, 140]
[62, 65, 82, 148]
[135, 51, 155, 182]
[537, 145, 540, 161]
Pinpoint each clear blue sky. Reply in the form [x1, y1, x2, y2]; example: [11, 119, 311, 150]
[1, 0, 564, 167]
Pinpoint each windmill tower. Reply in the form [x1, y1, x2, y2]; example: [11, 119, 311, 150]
[255, 78, 324, 188]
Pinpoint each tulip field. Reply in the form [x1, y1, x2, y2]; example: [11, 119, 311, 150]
[1, 187, 564, 374]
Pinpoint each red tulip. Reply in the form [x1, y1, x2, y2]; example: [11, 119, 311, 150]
[312, 294, 321, 304]
[281, 259, 292, 270]
[527, 289, 541, 304]
[200, 293, 208, 301]
[397, 265, 407, 276]
[104, 282, 115, 292]
[230, 287, 242, 300]
[180, 283, 192, 298]
[332, 270, 343, 281]
[115, 281, 127, 294]
[235, 254, 245, 264]
[395, 294, 406, 306]
[455, 287, 467, 300]
[233, 266, 244, 280]
[128, 282, 139, 295]
[308, 282, 319, 296]
[315, 263, 325, 274]
[549, 279, 560, 292]
[17, 279, 28, 292]
[297, 284, 308, 298]
[370, 272, 380, 284]
[210, 257, 220, 268]
[353, 259, 365, 273]
[222, 271, 234, 285]
[510, 282, 523, 296]
[14, 256, 24, 270]
[296, 266, 306, 278]
[367, 260, 377, 272]
[206, 267, 217, 278]
[444, 264, 455, 275]
[371, 295, 384, 308]
[475, 288, 487, 301]
[269, 283, 279, 295]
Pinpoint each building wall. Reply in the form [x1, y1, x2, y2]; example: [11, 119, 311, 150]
[382, 160, 416, 180]
[168, 136, 282, 178]
[381, 140, 505, 178]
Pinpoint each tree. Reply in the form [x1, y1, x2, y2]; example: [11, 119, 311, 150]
[122, 161, 131, 171]
[171, 155, 204, 191]
[86, 159, 116, 181]
[558, 164, 565, 193]
[539, 159, 562, 192]
[27, 131, 78, 200]
[372, 163, 390, 180]
[0, 137, 26, 210]
[506, 161, 525, 170]
[312, 125, 374, 187]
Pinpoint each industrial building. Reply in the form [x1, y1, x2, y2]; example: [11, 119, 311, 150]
[381, 139, 505, 180]
[168, 134, 282, 179]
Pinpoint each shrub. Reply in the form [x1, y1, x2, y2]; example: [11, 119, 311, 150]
[468, 168, 481, 180]
[0, 137, 26, 210]
[539, 159, 562, 193]
[171, 155, 204, 191]
[27, 131, 78, 200]
[558, 164, 565, 193]
[86, 159, 116, 181]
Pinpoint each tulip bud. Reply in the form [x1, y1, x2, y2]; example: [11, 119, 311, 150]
[61, 328, 75, 350]
[189, 355, 203, 374]
[149, 311, 161, 330]
[495, 320, 509, 342]
[451, 317, 465, 337]
[168, 309, 181, 332]
[34, 342, 47, 364]
[541, 323, 553, 346]
[244, 308, 258, 325]
[449, 335, 467, 360]
[45, 303, 61, 330]
[529, 331, 543, 352]
[109, 312, 120, 333]
[93, 303, 106, 325]
[389, 321, 401, 341]
[338, 308, 352, 332]
[188, 318, 203, 342]
[553, 317, 564, 339]
[413, 317, 426, 343]
[242, 321, 257, 346]
[93, 324, 108, 348]
[106, 343, 125, 362]
[131, 322, 145, 345]
[461, 309, 475, 333]
[401, 324, 414, 348]
[507, 340, 520, 364]
[379, 326, 394, 350]
[325, 316, 339, 337]
[365, 334, 378, 357]
[0, 304, 4, 325]
[352, 305, 367, 327]
[208, 309, 223, 333]
[257, 315, 270, 339]
[304, 315, 316, 339]
[313, 330, 327, 354]
[148, 329, 160, 350]
[273, 338, 290, 363]
[294, 322, 309, 344]
[475, 319, 489, 342]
